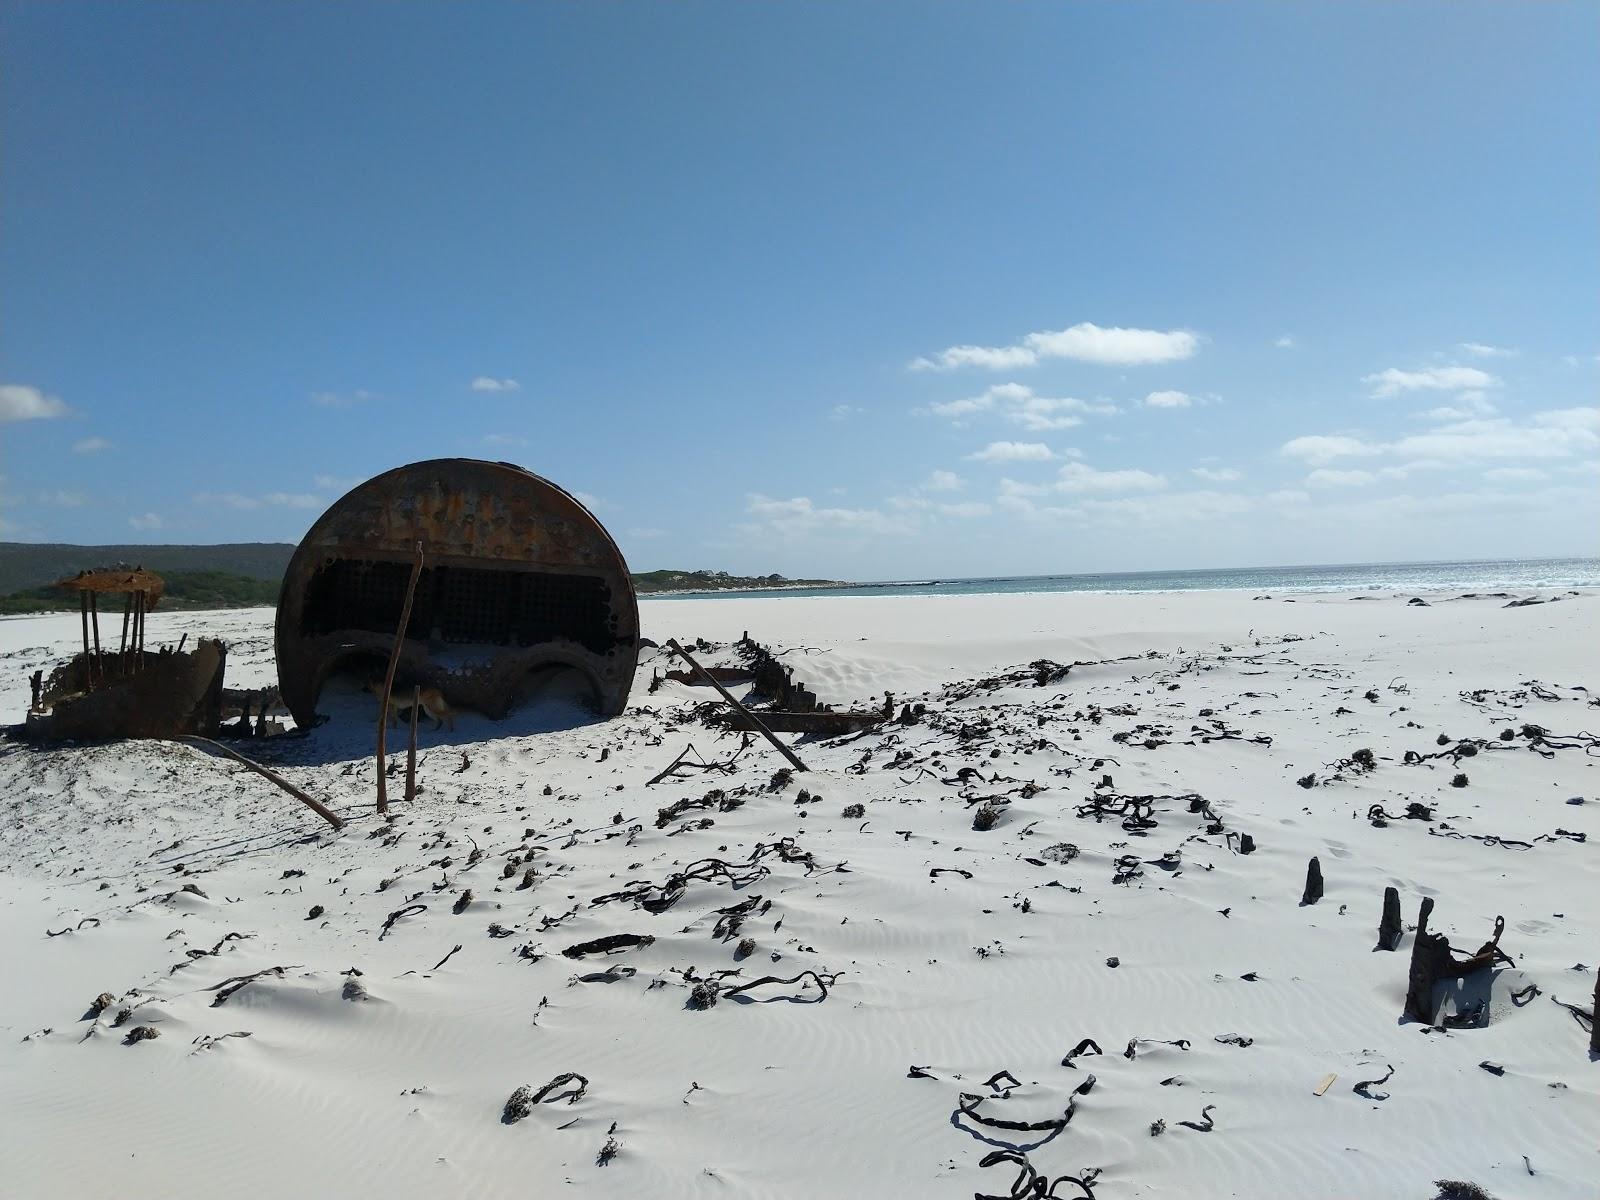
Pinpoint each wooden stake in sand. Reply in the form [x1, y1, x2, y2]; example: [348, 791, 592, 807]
[1378, 886, 1403, 951]
[665, 638, 807, 774]
[1301, 857, 1324, 906]
[376, 542, 425, 819]
[404, 685, 420, 805]
[1592, 969, 1600, 1056]
[174, 735, 343, 830]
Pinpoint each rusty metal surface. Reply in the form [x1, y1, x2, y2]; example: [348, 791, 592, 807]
[275, 460, 639, 728]
[26, 640, 226, 742]
[54, 567, 165, 603]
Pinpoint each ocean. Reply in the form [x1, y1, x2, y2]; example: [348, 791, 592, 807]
[643, 556, 1600, 601]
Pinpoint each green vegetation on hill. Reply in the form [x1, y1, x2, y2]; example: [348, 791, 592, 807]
[0, 570, 280, 615]
[630, 569, 843, 593]
[0, 542, 294, 594]
[0, 542, 843, 614]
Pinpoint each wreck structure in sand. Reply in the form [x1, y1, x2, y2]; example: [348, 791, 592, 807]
[274, 459, 640, 728]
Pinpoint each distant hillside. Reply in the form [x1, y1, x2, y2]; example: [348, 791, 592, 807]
[631, 569, 844, 593]
[0, 544, 842, 611]
[0, 542, 294, 594]
[0, 569, 280, 615]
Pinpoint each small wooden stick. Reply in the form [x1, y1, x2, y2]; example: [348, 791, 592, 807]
[1592, 967, 1600, 1055]
[404, 685, 420, 804]
[377, 542, 425, 818]
[79, 593, 91, 685]
[665, 638, 806, 773]
[174, 735, 343, 829]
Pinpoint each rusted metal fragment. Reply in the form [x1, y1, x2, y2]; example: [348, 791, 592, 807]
[663, 667, 755, 686]
[713, 708, 883, 737]
[275, 460, 638, 727]
[26, 640, 226, 742]
[54, 567, 165, 604]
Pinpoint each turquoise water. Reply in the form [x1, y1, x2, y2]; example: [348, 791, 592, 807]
[643, 557, 1600, 601]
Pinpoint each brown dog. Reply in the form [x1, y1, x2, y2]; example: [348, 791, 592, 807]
[366, 679, 455, 731]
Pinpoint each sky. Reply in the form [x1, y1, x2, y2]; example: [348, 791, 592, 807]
[2, 1, 1596, 581]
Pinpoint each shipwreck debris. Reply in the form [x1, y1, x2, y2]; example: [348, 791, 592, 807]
[1404, 900, 1511, 1023]
[275, 460, 640, 729]
[25, 568, 228, 743]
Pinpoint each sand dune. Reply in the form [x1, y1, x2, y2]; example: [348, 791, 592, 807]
[2, 589, 1595, 1197]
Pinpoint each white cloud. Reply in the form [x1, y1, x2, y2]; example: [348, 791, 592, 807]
[1054, 462, 1167, 493]
[745, 493, 910, 537]
[1000, 487, 1251, 524]
[938, 501, 991, 518]
[72, 436, 112, 454]
[1283, 407, 1598, 468]
[1363, 365, 1498, 398]
[828, 404, 865, 421]
[913, 322, 1199, 370]
[1534, 406, 1600, 432]
[1281, 435, 1374, 464]
[0, 384, 70, 422]
[573, 491, 609, 512]
[128, 512, 163, 530]
[471, 376, 520, 392]
[1143, 390, 1192, 409]
[1483, 467, 1547, 484]
[968, 441, 1055, 463]
[1457, 342, 1515, 358]
[924, 383, 1113, 430]
[1274, 335, 1297, 349]
[263, 492, 324, 509]
[1420, 390, 1496, 422]
[194, 491, 325, 510]
[1190, 466, 1241, 482]
[313, 474, 362, 491]
[923, 469, 965, 492]
[1306, 468, 1377, 488]
[915, 343, 1039, 371]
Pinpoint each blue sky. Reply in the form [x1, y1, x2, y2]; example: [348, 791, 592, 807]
[2, 1, 1596, 580]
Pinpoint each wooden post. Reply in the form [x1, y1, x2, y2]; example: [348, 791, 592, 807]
[1403, 896, 1459, 1023]
[133, 591, 145, 670]
[79, 593, 91, 685]
[1301, 856, 1323, 905]
[376, 542, 425, 818]
[404, 685, 420, 805]
[89, 593, 102, 682]
[119, 593, 132, 667]
[1591, 968, 1600, 1056]
[665, 638, 807, 773]
[1378, 886, 1403, 951]
[174, 735, 343, 829]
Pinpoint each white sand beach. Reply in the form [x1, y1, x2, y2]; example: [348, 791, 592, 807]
[1, 588, 1595, 1198]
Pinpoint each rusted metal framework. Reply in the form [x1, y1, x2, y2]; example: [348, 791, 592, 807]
[54, 566, 164, 686]
[27, 567, 228, 742]
[274, 460, 639, 729]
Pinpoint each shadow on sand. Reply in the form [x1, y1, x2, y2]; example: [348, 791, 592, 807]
[224, 668, 610, 771]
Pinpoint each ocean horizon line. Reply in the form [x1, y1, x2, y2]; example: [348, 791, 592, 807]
[643, 554, 1600, 601]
